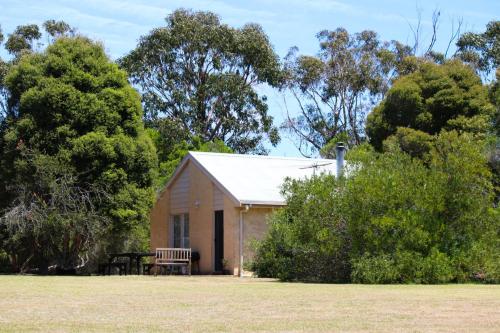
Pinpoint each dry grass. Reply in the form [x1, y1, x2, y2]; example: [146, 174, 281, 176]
[0, 275, 499, 332]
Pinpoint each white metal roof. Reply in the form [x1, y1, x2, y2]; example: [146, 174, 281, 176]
[168, 151, 338, 206]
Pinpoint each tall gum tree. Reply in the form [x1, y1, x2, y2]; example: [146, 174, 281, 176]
[120, 9, 282, 154]
[281, 28, 412, 156]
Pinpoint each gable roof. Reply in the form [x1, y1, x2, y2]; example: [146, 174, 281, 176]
[166, 151, 338, 206]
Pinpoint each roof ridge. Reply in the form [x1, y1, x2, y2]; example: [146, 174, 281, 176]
[188, 151, 335, 162]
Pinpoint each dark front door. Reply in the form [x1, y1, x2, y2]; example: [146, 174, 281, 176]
[214, 210, 224, 272]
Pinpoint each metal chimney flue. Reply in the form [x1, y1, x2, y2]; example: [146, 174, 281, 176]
[335, 142, 346, 178]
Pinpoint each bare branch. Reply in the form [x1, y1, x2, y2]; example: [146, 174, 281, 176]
[445, 17, 463, 58]
[426, 9, 441, 55]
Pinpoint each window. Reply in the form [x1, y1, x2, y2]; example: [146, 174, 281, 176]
[171, 213, 189, 248]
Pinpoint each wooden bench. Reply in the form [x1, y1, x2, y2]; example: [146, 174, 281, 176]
[154, 248, 191, 276]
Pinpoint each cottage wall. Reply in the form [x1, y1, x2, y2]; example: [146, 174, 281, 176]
[242, 208, 273, 274]
[150, 189, 170, 254]
[188, 162, 215, 273]
[150, 159, 276, 276]
[150, 161, 244, 275]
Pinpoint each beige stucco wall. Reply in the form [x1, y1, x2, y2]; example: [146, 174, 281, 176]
[150, 160, 275, 276]
[150, 188, 169, 256]
[223, 199, 240, 275]
[242, 208, 272, 273]
[188, 162, 215, 273]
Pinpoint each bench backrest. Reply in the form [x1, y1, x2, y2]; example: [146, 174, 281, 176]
[155, 248, 191, 264]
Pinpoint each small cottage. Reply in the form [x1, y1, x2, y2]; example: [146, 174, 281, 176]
[150, 148, 344, 276]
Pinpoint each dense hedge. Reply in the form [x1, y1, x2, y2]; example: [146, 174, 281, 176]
[251, 132, 500, 283]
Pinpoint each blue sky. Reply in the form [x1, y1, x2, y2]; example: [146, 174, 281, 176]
[0, 0, 498, 156]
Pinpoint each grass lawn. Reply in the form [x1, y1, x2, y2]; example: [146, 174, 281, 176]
[0, 276, 499, 332]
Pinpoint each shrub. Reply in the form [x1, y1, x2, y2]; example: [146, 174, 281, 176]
[252, 132, 497, 284]
[351, 254, 398, 284]
[420, 248, 454, 284]
[250, 175, 351, 282]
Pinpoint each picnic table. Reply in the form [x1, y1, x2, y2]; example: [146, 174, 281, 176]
[108, 252, 155, 275]
[100, 251, 200, 275]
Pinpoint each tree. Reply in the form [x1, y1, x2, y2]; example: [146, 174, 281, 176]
[3, 21, 75, 56]
[4, 24, 41, 55]
[120, 9, 281, 153]
[491, 69, 500, 135]
[0, 37, 157, 269]
[457, 20, 499, 76]
[281, 28, 411, 156]
[144, 117, 233, 187]
[157, 136, 233, 187]
[366, 60, 495, 150]
[488, 69, 500, 204]
[42, 20, 75, 42]
[0, 20, 76, 120]
[0, 152, 109, 273]
[0, 26, 8, 118]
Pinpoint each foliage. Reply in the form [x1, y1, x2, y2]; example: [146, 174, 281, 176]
[252, 133, 499, 283]
[282, 28, 412, 155]
[456, 20, 499, 76]
[0, 20, 76, 120]
[144, 116, 233, 187]
[0, 29, 9, 118]
[0, 37, 157, 271]
[250, 174, 351, 282]
[490, 69, 500, 147]
[0, 152, 109, 273]
[4, 24, 41, 55]
[319, 132, 351, 158]
[153, 136, 233, 187]
[366, 60, 495, 150]
[42, 20, 75, 41]
[120, 9, 281, 154]
[351, 254, 398, 284]
[382, 127, 434, 159]
[0, 58, 8, 115]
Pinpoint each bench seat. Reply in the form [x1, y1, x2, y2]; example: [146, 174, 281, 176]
[154, 248, 191, 276]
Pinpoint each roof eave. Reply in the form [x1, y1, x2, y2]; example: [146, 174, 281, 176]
[164, 153, 192, 190]
[239, 199, 286, 206]
[186, 152, 242, 206]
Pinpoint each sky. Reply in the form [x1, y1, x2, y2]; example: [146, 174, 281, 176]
[0, 0, 498, 156]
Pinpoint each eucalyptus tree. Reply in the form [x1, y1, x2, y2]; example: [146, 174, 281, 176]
[4, 24, 41, 55]
[281, 28, 411, 156]
[120, 9, 282, 153]
[457, 20, 499, 77]
[0, 26, 7, 118]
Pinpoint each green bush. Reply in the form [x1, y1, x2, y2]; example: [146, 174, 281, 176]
[351, 254, 398, 284]
[351, 250, 456, 284]
[250, 176, 351, 283]
[394, 251, 424, 283]
[420, 248, 454, 284]
[252, 132, 498, 284]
